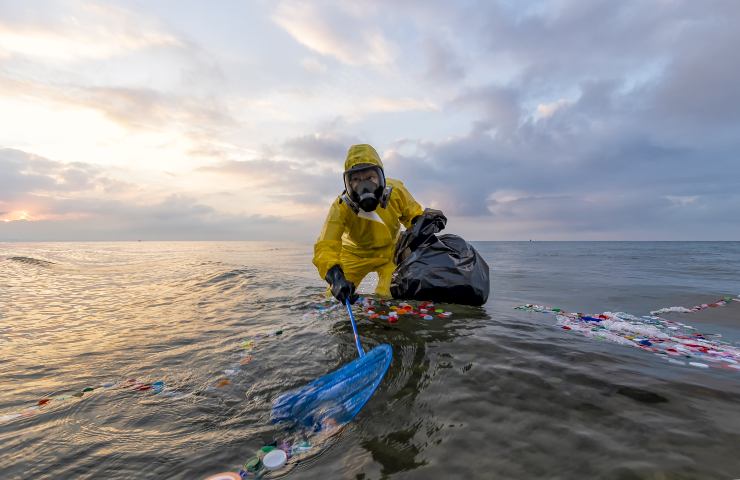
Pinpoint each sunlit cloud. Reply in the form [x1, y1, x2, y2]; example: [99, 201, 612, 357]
[0, 3, 182, 61]
[0, 74, 236, 171]
[0, 76, 234, 134]
[0, 147, 313, 240]
[1, 1, 739, 240]
[273, 1, 396, 66]
[1, 210, 31, 222]
[535, 99, 571, 120]
[363, 97, 438, 113]
[0, 24, 179, 61]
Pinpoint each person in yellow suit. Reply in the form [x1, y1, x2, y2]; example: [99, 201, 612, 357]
[313, 144, 445, 304]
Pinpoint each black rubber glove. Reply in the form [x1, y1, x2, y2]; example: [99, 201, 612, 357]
[325, 265, 358, 304]
[411, 208, 447, 234]
[395, 208, 448, 264]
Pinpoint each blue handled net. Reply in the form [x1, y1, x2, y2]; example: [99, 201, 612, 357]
[271, 343, 392, 430]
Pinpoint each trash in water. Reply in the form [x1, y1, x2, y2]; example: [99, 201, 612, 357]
[515, 296, 740, 372]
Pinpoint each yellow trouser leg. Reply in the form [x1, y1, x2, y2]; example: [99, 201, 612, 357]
[324, 253, 373, 300]
[325, 250, 395, 299]
[374, 260, 396, 298]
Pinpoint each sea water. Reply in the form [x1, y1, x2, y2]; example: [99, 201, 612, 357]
[1, 241, 739, 479]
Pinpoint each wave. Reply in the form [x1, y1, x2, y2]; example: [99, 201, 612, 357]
[7, 256, 56, 267]
[199, 267, 259, 287]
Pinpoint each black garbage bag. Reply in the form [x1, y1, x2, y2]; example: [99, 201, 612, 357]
[391, 211, 490, 306]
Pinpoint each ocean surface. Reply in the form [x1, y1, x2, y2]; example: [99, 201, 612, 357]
[1, 241, 739, 479]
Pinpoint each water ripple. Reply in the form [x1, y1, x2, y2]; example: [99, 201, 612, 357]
[2, 241, 740, 479]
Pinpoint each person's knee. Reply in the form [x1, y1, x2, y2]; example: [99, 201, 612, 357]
[374, 263, 395, 297]
[342, 269, 367, 290]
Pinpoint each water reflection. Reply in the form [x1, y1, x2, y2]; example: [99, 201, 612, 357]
[329, 301, 491, 476]
[4, 242, 740, 479]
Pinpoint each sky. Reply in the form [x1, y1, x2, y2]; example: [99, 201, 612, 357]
[1, 0, 739, 241]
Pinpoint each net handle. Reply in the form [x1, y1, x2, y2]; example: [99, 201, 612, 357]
[345, 298, 365, 357]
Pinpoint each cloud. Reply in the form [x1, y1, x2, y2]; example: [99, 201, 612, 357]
[300, 57, 328, 74]
[535, 99, 571, 120]
[198, 154, 343, 207]
[0, 148, 303, 240]
[423, 37, 466, 83]
[649, 16, 740, 125]
[281, 133, 358, 166]
[3, 1, 740, 240]
[452, 86, 522, 136]
[0, 147, 138, 224]
[0, 194, 298, 241]
[0, 2, 182, 62]
[363, 97, 438, 113]
[0, 148, 131, 201]
[273, 1, 396, 66]
[379, 49, 740, 239]
[664, 195, 698, 207]
[0, 2, 232, 164]
[0, 76, 235, 134]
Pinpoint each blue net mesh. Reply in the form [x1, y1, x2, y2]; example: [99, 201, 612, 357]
[271, 344, 392, 430]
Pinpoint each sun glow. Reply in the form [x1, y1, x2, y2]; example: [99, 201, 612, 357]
[2, 210, 32, 222]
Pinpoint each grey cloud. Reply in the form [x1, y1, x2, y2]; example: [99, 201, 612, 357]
[4, 1, 740, 240]
[650, 22, 740, 125]
[199, 132, 394, 209]
[0, 193, 301, 241]
[380, 58, 740, 239]
[0, 149, 289, 242]
[68, 85, 235, 132]
[171, 0, 740, 240]
[0, 76, 236, 154]
[281, 133, 359, 165]
[475, 1, 703, 85]
[423, 37, 466, 83]
[452, 86, 522, 137]
[0, 149, 59, 197]
[387, 0, 740, 111]
[0, 148, 131, 200]
[199, 155, 344, 206]
[487, 190, 740, 239]
[199, 158, 289, 185]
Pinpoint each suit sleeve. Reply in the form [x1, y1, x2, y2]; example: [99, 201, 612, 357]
[394, 181, 424, 229]
[313, 198, 349, 280]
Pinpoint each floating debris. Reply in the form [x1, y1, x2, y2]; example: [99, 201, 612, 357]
[650, 295, 739, 315]
[515, 297, 740, 372]
[357, 297, 453, 324]
[0, 378, 165, 424]
[1, 323, 290, 426]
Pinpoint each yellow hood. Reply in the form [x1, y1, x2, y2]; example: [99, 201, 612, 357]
[344, 144, 384, 171]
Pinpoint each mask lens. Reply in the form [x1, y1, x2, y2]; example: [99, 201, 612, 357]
[343, 165, 386, 212]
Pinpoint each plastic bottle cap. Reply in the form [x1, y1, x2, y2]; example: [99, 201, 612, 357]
[205, 473, 242, 480]
[262, 449, 288, 470]
[244, 456, 261, 471]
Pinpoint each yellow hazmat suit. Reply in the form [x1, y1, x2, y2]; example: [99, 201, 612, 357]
[313, 144, 424, 297]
